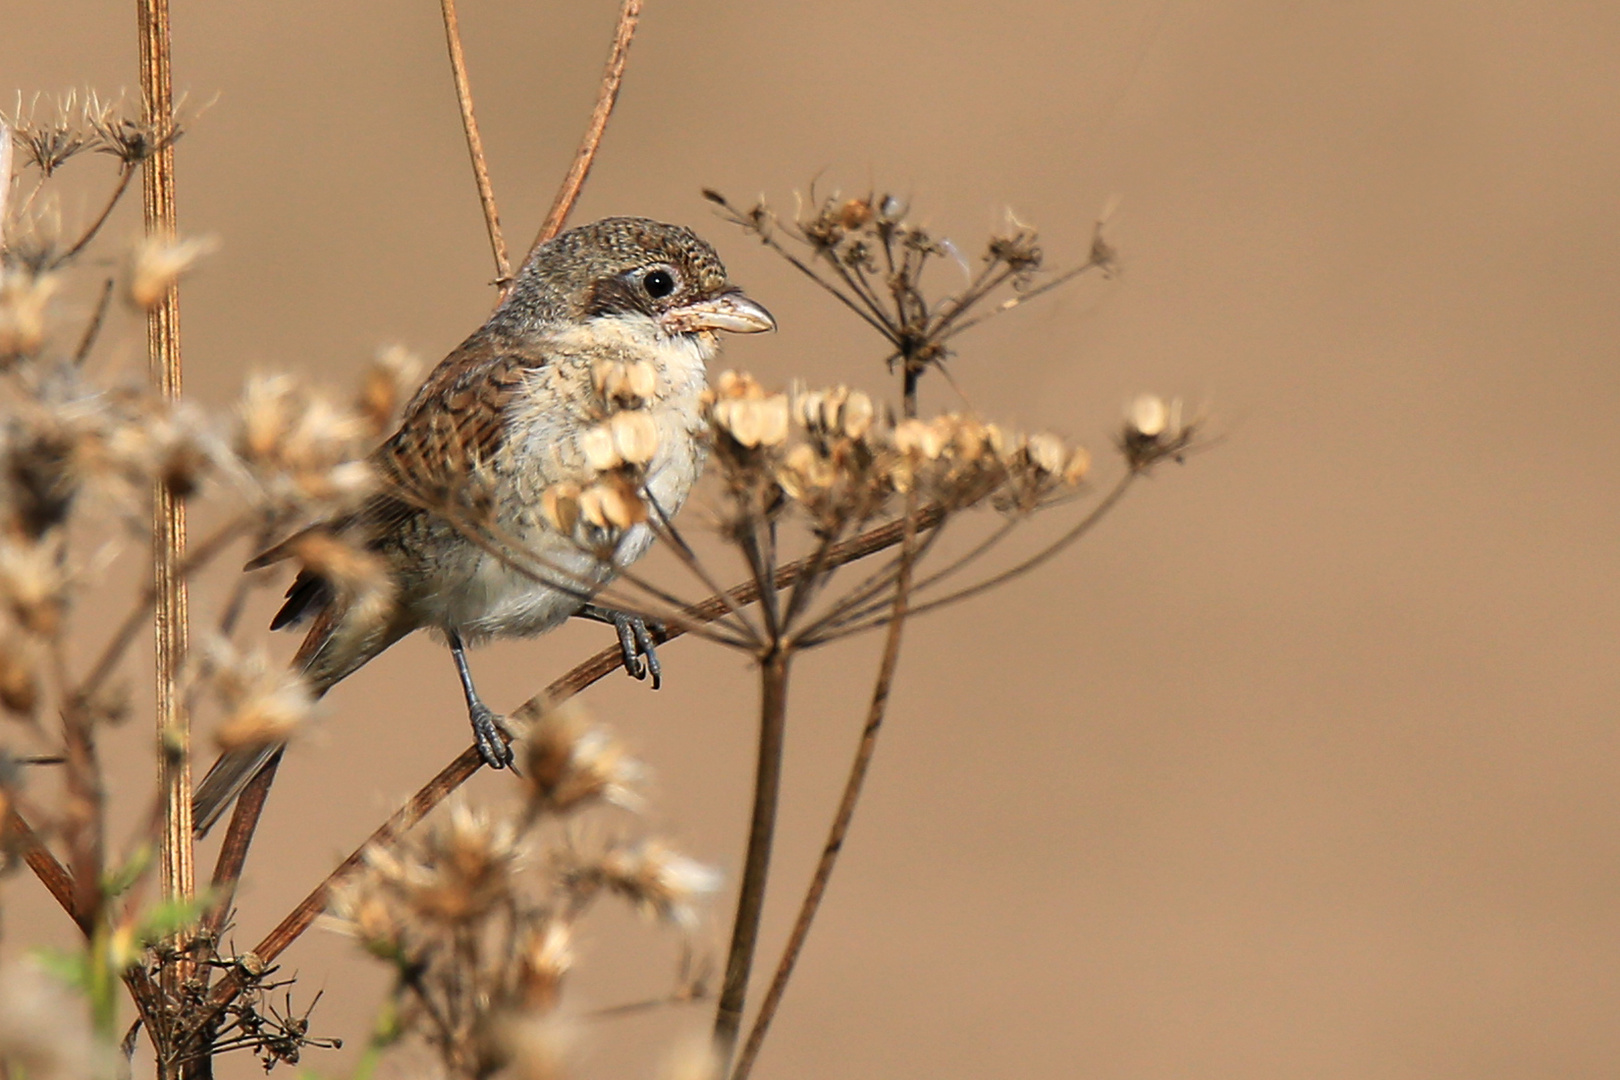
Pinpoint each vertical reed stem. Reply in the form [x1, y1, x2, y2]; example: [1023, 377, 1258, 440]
[137, 0, 192, 1042]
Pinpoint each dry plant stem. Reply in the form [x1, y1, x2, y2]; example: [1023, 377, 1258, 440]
[180, 507, 946, 1040]
[732, 503, 919, 1080]
[73, 278, 116, 365]
[51, 163, 135, 269]
[7, 808, 88, 933]
[439, 0, 510, 287]
[138, 0, 194, 974]
[521, 0, 643, 269]
[713, 648, 792, 1066]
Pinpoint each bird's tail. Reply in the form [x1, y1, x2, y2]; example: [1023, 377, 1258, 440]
[191, 603, 411, 837]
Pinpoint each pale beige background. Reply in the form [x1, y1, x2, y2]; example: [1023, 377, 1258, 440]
[5, 2, 1620, 1078]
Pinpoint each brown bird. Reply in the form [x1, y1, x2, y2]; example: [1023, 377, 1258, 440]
[192, 217, 774, 834]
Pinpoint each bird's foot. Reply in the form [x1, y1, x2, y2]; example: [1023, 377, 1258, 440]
[469, 702, 514, 769]
[578, 604, 664, 689]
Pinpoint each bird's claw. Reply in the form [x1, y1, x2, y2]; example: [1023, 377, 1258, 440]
[469, 702, 513, 769]
[581, 604, 664, 689]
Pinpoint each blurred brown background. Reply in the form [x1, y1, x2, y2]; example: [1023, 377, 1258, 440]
[6, 1, 1620, 1077]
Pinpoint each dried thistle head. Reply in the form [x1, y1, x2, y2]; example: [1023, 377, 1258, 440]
[356, 345, 421, 435]
[1121, 393, 1199, 469]
[194, 638, 317, 754]
[364, 802, 522, 927]
[594, 840, 721, 929]
[518, 700, 643, 816]
[0, 268, 58, 362]
[234, 374, 377, 509]
[0, 535, 66, 637]
[3, 92, 97, 178]
[85, 91, 187, 167]
[125, 233, 217, 310]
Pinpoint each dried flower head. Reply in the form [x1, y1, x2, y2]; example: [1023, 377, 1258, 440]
[355, 345, 421, 434]
[363, 802, 521, 926]
[593, 358, 658, 408]
[1121, 393, 1198, 469]
[519, 700, 643, 815]
[197, 638, 317, 753]
[0, 633, 39, 717]
[3, 92, 96, 177]
[126, 233, 217, 309]
[0, 536, 65, 636]
[86, 91, 186, 167]
[597, 840, 721, 929]
[514, 921, 573, 1011]
[0, 268, 58, 360]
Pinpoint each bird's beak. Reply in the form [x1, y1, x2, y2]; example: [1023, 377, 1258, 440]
[661, 290, 776, 335]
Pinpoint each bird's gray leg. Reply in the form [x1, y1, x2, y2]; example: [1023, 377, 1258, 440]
[576, 604, 664, 690]
[448, 630, 513, 768]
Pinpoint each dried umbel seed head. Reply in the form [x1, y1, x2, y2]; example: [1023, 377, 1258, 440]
[577, 476, 647, 531]
[540, 482, 581, 535]
[212, 667, 315, 753]
[0, 634, 38, 717]
[0, 537, 65, 636]
[592, 358, 658, 408]
[520, 700, 643, 815]
[126, 233, 217, 309]
[1121, 393, 1195, 468]
[711, 393, 789, 449]
[356, 346, 421, 434]
[598, 840, 721, 929]
[0, 269, 58, 360]
[514, 921, 573, 1011]
[366, 803, 521, 925]
[794, 385, 876, 443]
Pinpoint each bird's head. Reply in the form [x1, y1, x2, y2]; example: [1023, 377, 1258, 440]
[496, 217, 775, 341]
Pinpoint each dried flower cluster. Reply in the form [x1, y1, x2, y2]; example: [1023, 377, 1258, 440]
[327, 705, 716, 1078]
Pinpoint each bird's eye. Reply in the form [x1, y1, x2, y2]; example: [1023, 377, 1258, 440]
[642, 268, 677, 299]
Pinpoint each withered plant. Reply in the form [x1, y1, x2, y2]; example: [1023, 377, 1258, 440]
[0, 1, 1199, 1078]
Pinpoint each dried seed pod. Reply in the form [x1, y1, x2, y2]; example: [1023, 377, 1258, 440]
[608, 410, 660, 466]
[580, 424, 622, 472]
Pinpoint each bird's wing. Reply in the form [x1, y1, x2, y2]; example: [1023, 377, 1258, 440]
[376, 329, 542, 503]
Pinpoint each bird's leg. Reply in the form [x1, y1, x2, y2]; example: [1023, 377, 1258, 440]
[448, 630, 514, 769]
[576, 604, 664, 689]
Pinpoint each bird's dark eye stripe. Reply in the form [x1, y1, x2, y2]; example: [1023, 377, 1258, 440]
[643, 268, 676, 298]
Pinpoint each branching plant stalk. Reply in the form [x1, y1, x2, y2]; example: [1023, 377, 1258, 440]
[731, 499, 919, 1080]
[177, 507, 946, 1044]
[714, 647, 792, 1067]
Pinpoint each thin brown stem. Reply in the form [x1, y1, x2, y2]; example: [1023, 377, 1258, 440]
[713, 648, 792, 1068]
[7, 807, 88, 934]
[439, 0, 510, 288]
[520, 0, 644, 275]
[72, 277, 116, 365]
[732, 498, 919, 1080]
[50, 163, 135, 269]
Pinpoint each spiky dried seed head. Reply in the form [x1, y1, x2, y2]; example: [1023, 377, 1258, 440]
[520, 699, 643, 815]
[599, 840, 721, 928]
[126, 233, 216, 309]
[0, 270, 58, 359]
[608, 409, 660, 466]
